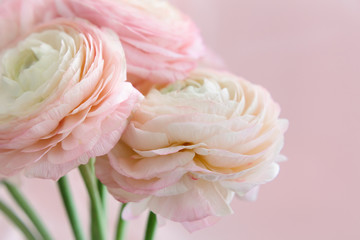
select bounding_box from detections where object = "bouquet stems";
[1,160,133,240]
[115,203,127,240]
[145,212,157,240]
[57,176,86,240]
[98,179,107,210]
[79,161,106,240]
[2,181,52,240]
[88,158,107,240]
[0,199,37,240]
[90,181,107,240]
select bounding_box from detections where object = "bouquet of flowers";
[0,0,288,239]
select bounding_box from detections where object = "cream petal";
[108,149,195,180]
[237,186,260,202]
[122,199,150,220]
[203,123,262,149]
[194,147,265,169]
[95,156,118,187]
[96,157,149,202]
[181,216,220,233]
[133,143,205,158]
[237,133,282,158]
[275,154,288,163]
[220,163,280,195]
[153,177,191,197]
[165,121,230,144]
[148,180,233,222]
[111,173,179,195]
[122,123,169,151]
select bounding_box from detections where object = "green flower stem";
[97,180,107,212]
[88,158,106,211]
[57,176,86,240]
[2,181,52,240]
[87,158,106,212]
[79,162,106,240]
[0,199,37,240]
[144,212,157,240]
[90,203,100,240]
[88,158,104,240]
[90,181,106,240]
[115,203,127,240]
[97,180,107,236]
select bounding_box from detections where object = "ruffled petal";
[148,180,234,222]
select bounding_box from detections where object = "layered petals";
[96,68,288,230]
[1,0,204,94]
[0,19,142,180]
[55,0,204,88]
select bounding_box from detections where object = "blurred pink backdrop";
[1,0,360,239]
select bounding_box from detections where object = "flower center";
[4,42,59,92]
[0,29,79,121]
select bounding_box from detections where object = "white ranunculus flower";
[96,68,288,231]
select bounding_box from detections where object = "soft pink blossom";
[1,0,204,93]
[96,68,288,231]
[0,0,59,50]
[55,0,204,86]
[0,18,142,180]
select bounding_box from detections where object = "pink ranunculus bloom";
[0,0,59,50]
[55,0,205,88]
[95,68,289,231]
[0,18,143,180]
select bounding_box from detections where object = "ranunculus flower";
[0,18,142,180]
[96,68,288,231]
[55,0,204,87]
[1,0,204,93]
[0,0,58,50]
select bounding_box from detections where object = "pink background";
[1,0,360,239]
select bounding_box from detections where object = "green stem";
[2,181,52,240]
[79,162,106,240]
[115,203,127,240]
[97,180,107,213]
[89,158,103,240]
[57,176,85,240]
[0,199,37,240]
[144,212,157,240]
[97,179,107,234]
[90,181,107,240]
[90,203,100,240]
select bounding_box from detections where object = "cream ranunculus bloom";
[95,68,288,231]
[0,19,142,180]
